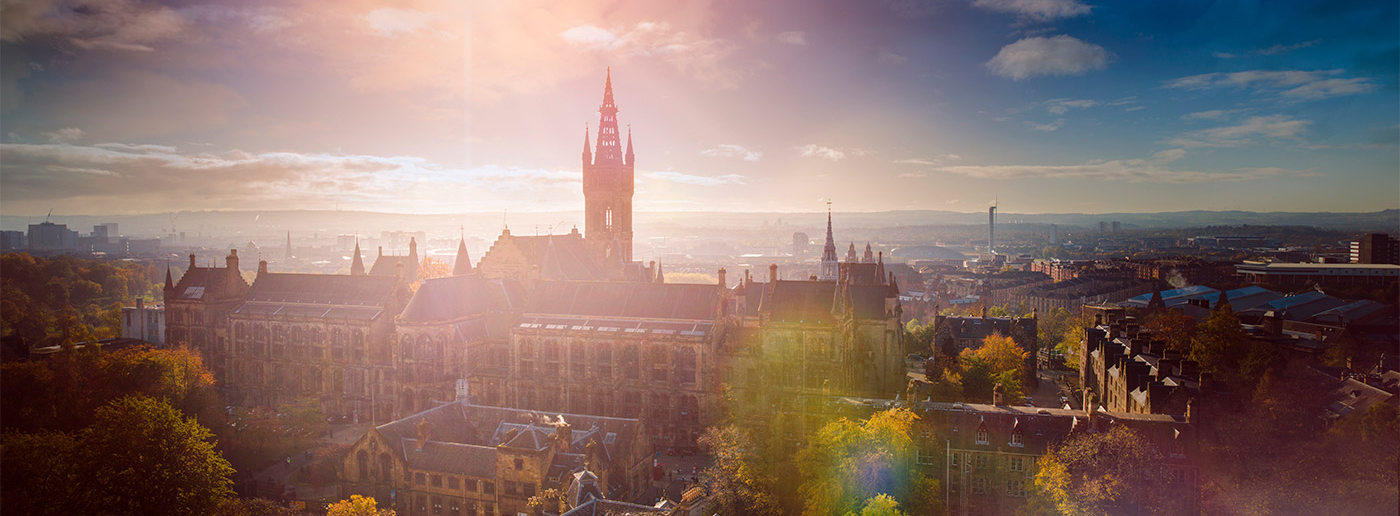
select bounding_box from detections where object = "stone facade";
[341,400,652,516]
[1080,306,1207,415]
[164,251,250,389]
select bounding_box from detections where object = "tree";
[698,426,782,516]
[853,494,906,516]
[527,488,566,514]
[327,495,397,516]
[81,395,235,515]
[956,335,1029,401]
[797,409,940,516]
[1189,305,1251,383]
[1140,309,1195,353]
[1032,425,1188,516]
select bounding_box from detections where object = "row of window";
[412,471,496,495]
[947,452,1030,474]
[413,494,494,516]
[958,476,1028,498]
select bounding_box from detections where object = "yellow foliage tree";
[328,495,396,516]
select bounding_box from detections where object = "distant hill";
[2,209,1395,238]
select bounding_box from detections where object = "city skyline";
[2,0,1397,216]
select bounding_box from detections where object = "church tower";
[820,201,838,280]
[583,68,635,263]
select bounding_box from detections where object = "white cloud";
[986,35,1110,80]
[934,148,1310,183]
[898,172,926,178]
[365,9,435,38]
[797,144,871,161]
[645,171,747,186]
[895,154,961,166]
[1258,40,1320,55]
[1166,115,1310,147]
[972,0,1091,22]
[700,144,762,162]
[42,127,84,143]
[776,31,806,46]
[560,21,745,88]
[1180,109,1243,122]
[1164,69,1375,100]
[1043,98,1097,115]
[1026,119,1066,131]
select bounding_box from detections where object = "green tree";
[956,335,1029,401]
[797,408,940,516]
[81,395,235,515]
[1188,304,1250,382]
[1032,426,1188,516]
[327,495,397,516]
[698,425,782,516]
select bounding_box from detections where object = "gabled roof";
[369,255,417,277]
[399,274,523,324]
[170,266,248,302]
[526,281,718,320]
[487,232,604,281]
[763,280,894,323]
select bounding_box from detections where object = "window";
[433,496,443,514]
[1009,457,1025,473]
[522,483,535,498]
[971,476,987,494]
[450,501,460,516]
[504,481,517,496]
[973,454,989,470]
[484,504,494,516]
[416,472,427,485]
[1010,430,1023,447]
[481,481,495,494]
[513,458,523,470]
[916,449,937,466]
[449,476,460,489]
[950,453,960,469]
[432,474,443,487]
[1007,479,1027,497]
[975,425,989,445]
[465,479,476,492]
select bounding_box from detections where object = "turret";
[453,236,472,276]
[625,125,634,166]
[582,124,592,166]
[408,237,418,263]
[226,249,240,271]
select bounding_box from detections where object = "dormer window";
[1010,429,1023,447]
[975,424,989,445]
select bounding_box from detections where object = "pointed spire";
[164,265,174,291]
[624,124,634,165]
[453,236,472,276]
[351,239,365,276]
[582,123,592,166]
[876,251,885,280]
[654,263,665,284]
[593,68,623,164]
[847,242,857,263]
[821,200,838,280]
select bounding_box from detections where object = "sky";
[1,0,1397,216]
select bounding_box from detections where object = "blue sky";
[1,0,1396,215]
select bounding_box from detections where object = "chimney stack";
[226,249,239,270]
[992,383,1005,406]
[258,260,268,275]
[717,268,727,288]
[189,254,196,269]
[769,263,778,283]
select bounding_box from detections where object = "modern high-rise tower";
[582,68,635,263]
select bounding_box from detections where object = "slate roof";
[370,401,643,477]
[525,281,719,320]
[170,266,247,301]
[232,272,399,320]
[399,274,523,324]
[937,316,1031,341]
[910,402,1193,457]
[1329,378,1395,418]
[760,280,894,324]
[369,255,417,277]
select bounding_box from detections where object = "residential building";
[121,298,165,346]
[1351,233,1399,265]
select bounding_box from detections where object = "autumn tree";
[328,495,397,516]
[1032,425,1188,516]
[1188,305,1254,384]
[797,408,940,516]
[956,335,1029,402]
[1140,309,1196,353]
[698,425,782,516]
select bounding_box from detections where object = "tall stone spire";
[350,239,365,276]
[864,242,874,263]
[164,265,174,292]
[820,201,838,281]
[594,67,623,165]
[453,234,472,276]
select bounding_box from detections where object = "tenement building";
[342,392,652,516]
[909,401,1199,516]
[931,311,1039,387]
[1080,306,1208,415]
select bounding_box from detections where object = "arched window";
[357,450,369,480]
[378,453,391,480]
